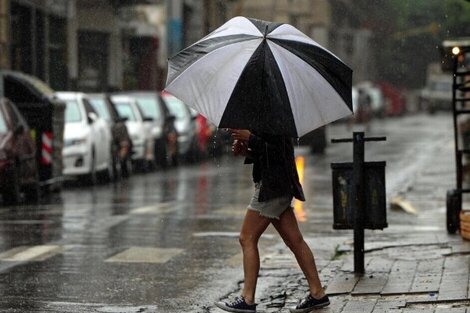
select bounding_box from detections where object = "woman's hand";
[230,129,251,141]
[232,139,248,156]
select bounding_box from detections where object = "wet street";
[0,113,456,313]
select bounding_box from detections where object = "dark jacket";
[244,133,305,202]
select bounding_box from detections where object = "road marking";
[193,232,275,239]
[105,247,184,264]
[129,203,175,215]
[0,245,62,262]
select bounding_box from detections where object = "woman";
[215,129,330,313]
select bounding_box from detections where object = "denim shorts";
[247,182,293,219]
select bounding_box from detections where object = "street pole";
[331,132,386,274]
[352,132,365,274]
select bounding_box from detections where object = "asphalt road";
[0,113,455,313]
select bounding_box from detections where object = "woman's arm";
[230,129,284,156]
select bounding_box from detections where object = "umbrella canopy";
[165,16,353,137]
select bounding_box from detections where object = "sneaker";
[289,294,330,313]
[214,296,257,313]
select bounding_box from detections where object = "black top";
[244,133,305,202]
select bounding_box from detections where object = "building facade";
[5,0,70,90]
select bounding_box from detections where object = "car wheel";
[155,139,168,169]
[103,157,115,182]
[121,155,132,178]
[2,167,20,205]
[446,189,461,234]
[111,152,121,181]
[23,182,40,203]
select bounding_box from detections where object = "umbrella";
[165,16,353,137]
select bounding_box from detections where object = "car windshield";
[135,96,161,120]
[89,98,111,122]
[114,101,136,121]
[65,100,82,123]
[430,81,452,92]
[0,110,7,133]
[164,97,188,120]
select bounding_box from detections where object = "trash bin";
[331,161,387,230]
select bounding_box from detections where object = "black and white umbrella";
[165,16,353,137]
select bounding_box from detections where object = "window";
[78,31,109,92]
[89,98,111,122]
[163,96,189,120]
[65,100,82,123]
[135,96,161,120]
[114,101,136,122]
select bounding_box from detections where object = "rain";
[0,1,470,312]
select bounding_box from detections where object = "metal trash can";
[331,161,387,230]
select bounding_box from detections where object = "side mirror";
[88,112,98,124]
[14,124,25,136]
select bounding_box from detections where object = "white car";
[56,92,113,183]
[161,92,198,161]
[110,95,154,170]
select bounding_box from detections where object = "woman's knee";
[239,233,260,248]
[283,234,304,251]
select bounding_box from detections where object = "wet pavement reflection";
[0,113,455,312]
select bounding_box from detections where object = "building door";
[48,16,67,90]
[78,31,109,92]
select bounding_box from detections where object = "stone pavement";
[210,124,470,313]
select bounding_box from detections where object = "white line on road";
[105,247,184,264]
[0,245,62,262]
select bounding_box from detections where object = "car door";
[5,100,37,185]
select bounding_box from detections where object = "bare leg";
[239,209,271,304]
[272,208,325,298]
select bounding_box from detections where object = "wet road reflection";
[0,114,455,312]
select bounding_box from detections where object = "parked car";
[119,92,178,168]
[356,81,385,118]
[55,92,113,184]
[87,93,133,178]
[0,98,40,204]
[419,74,453,114]
[189,108,213,159]
[109,95,154,171]
[161,92,198,162]
[378,82,407,117]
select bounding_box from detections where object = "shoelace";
[229,297,245,306]
[298,295,314,308]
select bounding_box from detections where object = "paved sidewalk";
[210,125,470,313]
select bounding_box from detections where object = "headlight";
[64,137,87,147]
[131,135,144,145]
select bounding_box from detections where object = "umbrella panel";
[219,40,298,137]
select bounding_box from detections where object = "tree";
[358,0,470,88]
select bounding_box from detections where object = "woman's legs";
[271,208,325,298]
[239,209,271,304]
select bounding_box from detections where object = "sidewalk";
[210,129,470,312]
